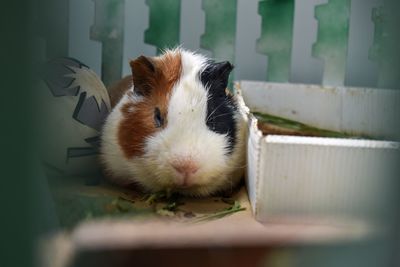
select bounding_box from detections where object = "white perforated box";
[237,81,400,223]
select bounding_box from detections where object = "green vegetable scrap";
[192,201,245,223]
[144,188,173,205]
[114,197,135,212]
[253,112,367,139]
[161,201,182,212]
[104,196,138,214]
[156,199,186,217]
[156,209,175,217]
[143,189,186,217]
[142,191,245,221]
[221,197,235,205]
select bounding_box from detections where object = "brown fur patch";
[118,51,182,158]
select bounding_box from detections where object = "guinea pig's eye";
[154,107,164,128]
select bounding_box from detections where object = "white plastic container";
[237,81,400,223]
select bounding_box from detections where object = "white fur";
[100,49,246,196]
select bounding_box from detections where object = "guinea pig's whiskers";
[209,112,231,119]
[211,121,233,126]
[206,101,226,122]
[225,161,247,172]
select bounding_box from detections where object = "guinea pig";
[100,48,247,197]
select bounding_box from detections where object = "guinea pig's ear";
[214,61,234,84]
[129,55,156,96]
[201,61,234,91]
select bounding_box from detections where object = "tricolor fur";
[100,48,246,196]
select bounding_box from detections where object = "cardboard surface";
[43,182,373,262]
[44,177,374,254]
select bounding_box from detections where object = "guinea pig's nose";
[171,159,199,177]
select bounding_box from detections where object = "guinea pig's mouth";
[173,183,199,190]
[169,183,202,194]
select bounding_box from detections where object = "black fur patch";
[200,61,237,154]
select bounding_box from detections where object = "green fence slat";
[370,4,400,89]
[200,0,237,87]
[312,0,351,86]
[200,0,237,62]
[91,0,125,87]
[144,0,181,54]
[369,7,383,64]
[256,0,294,82]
